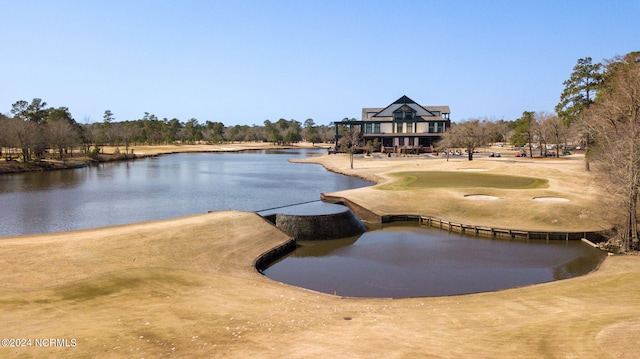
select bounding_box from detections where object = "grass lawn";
[381,171,549,190]
[1,211,639,358]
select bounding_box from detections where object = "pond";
[0,149,370,236]
[263,223,605,298]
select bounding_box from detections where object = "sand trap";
[464,194,499,200]
[533,196,569,203]
[457,168,487,171]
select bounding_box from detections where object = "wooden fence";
[417,216,605,241]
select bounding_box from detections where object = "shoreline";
[0,142,329,174]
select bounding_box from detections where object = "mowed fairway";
[1,150,640,358]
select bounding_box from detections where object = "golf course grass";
[380,171,549,190]
[298,153,613,232]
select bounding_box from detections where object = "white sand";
[533,196,570,203]
[464,194,500,200]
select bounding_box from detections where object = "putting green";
[380,171,548,190]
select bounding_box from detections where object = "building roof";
[374,95,434,117]
[361,96,450,121]
[424,106,450,114]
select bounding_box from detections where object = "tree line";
[438,111,575,160]
[0,105,336,162]
[439,51,640,252]
[579,52,640,252]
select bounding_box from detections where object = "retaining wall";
[274,209,366,240]
[254,239,297,271]
[255,204,367,271]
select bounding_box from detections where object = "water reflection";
[552,253,604,280]
[0,168,86,192]
[263,224,605,298]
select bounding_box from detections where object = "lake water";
[263,223,605,298]
[0,149,370,236]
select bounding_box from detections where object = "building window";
[393,106,416,121]
[406,122,413,133]
[374,123,380,134]
[364,123,372,133]
[428,122,435,133]
[404,111,414,120]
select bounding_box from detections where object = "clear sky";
[1,0,638,126]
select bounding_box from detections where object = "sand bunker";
[533,196,569,203]
[457,168,487,171]
[464,194,499,200]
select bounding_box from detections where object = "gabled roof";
[393,95,414,104]
[374,95,436,117]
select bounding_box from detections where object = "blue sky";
[1,0,638,126]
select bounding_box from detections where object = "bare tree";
[583,52,640,252]
[82,123,103,156]
[14,119,46,162]
[484,119,511,144]
[441,120,487,161]
[47,118,79,160]
[0,113,8,159]
[538,113,567,157]
[110,122,138,153]
[121,122,139,154]
[533,114,547,157]
[337,118,364,169]
[46,107,80,160]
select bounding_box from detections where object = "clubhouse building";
[335,95,451,153]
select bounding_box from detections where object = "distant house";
[335,95,451,153]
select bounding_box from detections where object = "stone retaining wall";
[274,209,366,240]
